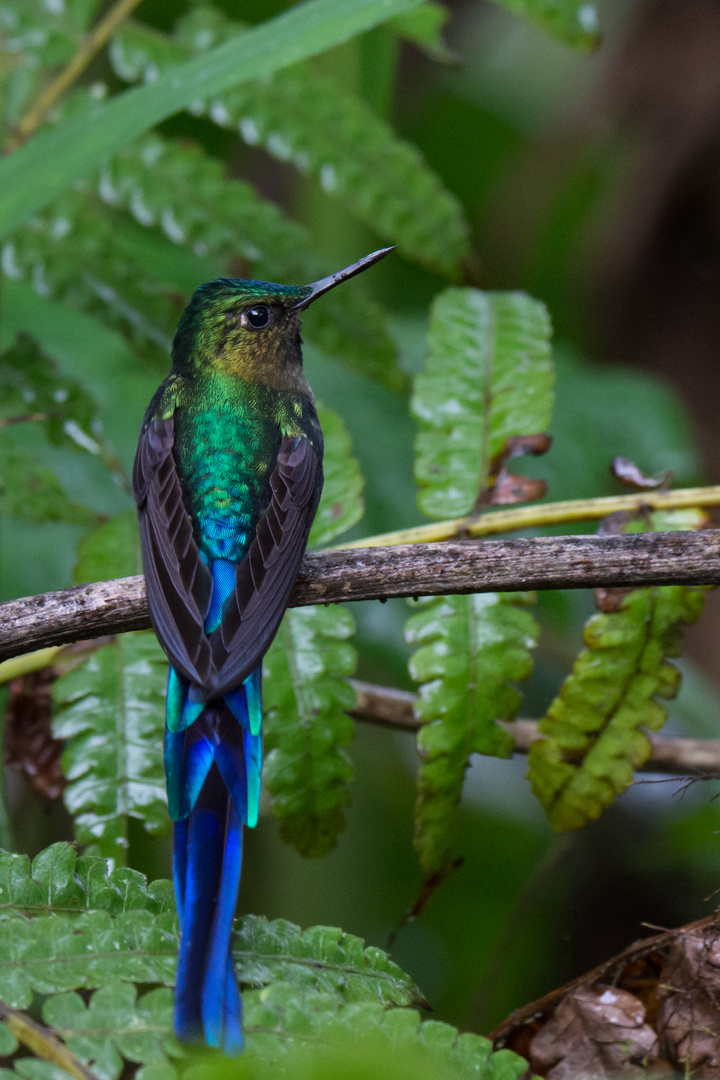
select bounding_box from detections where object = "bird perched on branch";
[132,247,392,1052]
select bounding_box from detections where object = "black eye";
[245,305,270,329]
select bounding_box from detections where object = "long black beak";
[291,247,394,311]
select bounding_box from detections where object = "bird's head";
[171,247,393,392]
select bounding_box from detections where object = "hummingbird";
[132,247,392,1053]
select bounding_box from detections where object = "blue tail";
[165,667,262,1053]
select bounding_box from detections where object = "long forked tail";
[165,667,262,1053]
[172,765,244,1050]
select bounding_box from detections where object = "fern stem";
[0,1000,98,1080]
[14,0,143,141]
[338,485,720,549]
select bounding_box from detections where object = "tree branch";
[2,530,720,661]
[349,681,720,777]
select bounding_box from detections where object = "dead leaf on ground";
[492,915,720,1078]
[530,986,658,1079]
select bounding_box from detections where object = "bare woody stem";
[2,530,720,662]
[14,0,143,141]
[350,681,720,777]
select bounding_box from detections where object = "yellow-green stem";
[0,1002,96,1080]
[0,647,61,684]
[14,0,143,140]
[336,486,720,550]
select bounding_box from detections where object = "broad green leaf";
[406,592,538,874]
[489,0,600,51]
[74,509,142,584]
[0,0,424,240]
[51,632,168,861]
[263,606,356,857]
[389,1,455,64]
[111,12,469,277]
[0,906,422,1011]
[413,288,554,519]
[309,407,364,548]
[528,511,709,831]
[0,436,97,523]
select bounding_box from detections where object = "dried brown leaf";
[658,929,720,1073]
[490,471,547,506]
[612,456,673,491]
[476,433,552,510]
[529,986,658,1079]
[5,671,64,801]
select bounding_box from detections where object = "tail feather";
[167,670,263,1054]
[173,764,244,1051]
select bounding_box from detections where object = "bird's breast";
[173,395,282,563]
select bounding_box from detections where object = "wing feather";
[210,436,322,697]
[133,416,216,690]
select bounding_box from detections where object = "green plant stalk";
[14,0,144,141]
[337,486,720,549]
[0,647,61,685]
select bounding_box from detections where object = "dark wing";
[132,415,216,691]
[210,435,322,697]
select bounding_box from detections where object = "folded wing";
[134,418,322,701]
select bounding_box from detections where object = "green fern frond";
[406,592,538,875]
[98,136,400,386]
[413,287,554,519]
[110,11,471,277]
[0,0,100,126]
[0,843,173,916]
[0,844,530,1078]
[263,605,356,858]
[51,632,168,862]
[309,406,364,548]
[528,510,709,831]
[5,139,401,387]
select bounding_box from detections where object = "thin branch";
[349,681,720,777]
[0,412,51,427]
[2,530,720,662]
[341,485,720,549]
[14,0,143,141]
